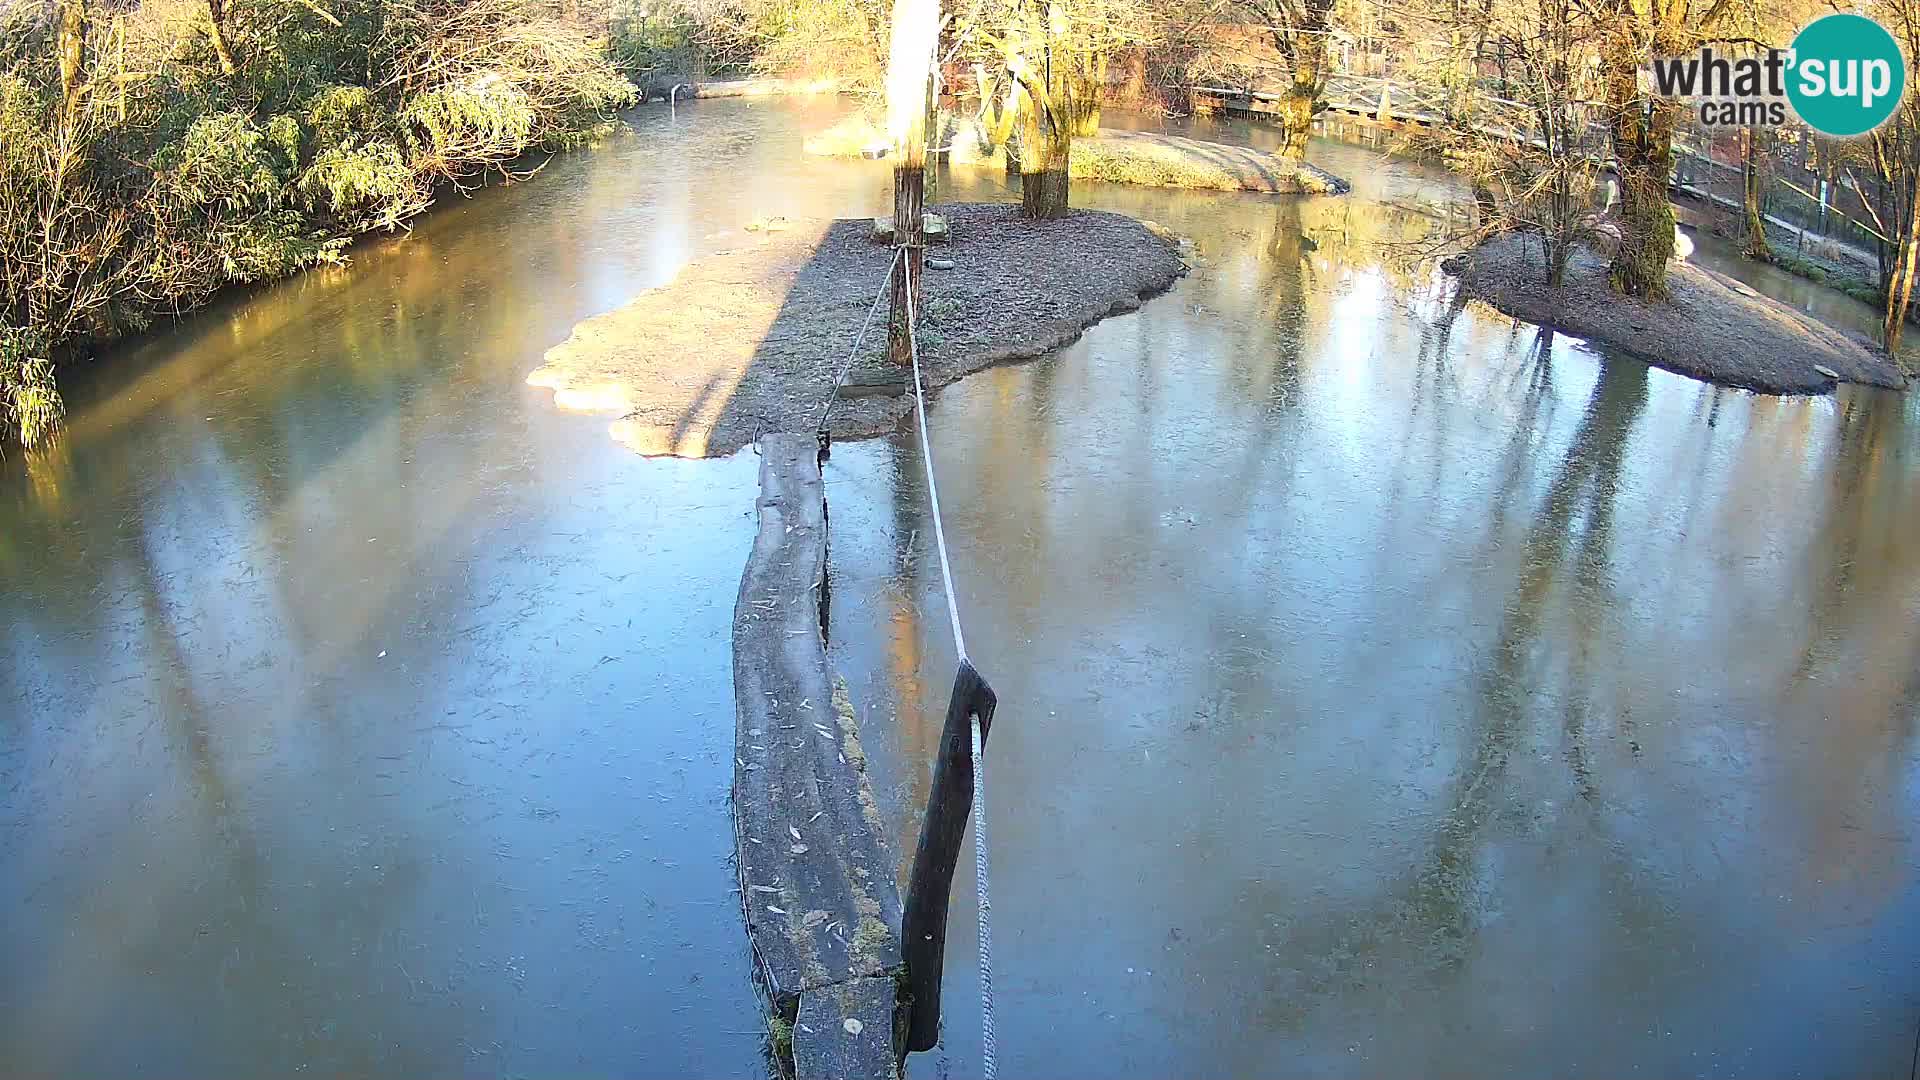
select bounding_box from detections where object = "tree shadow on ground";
[526,202,1187,459]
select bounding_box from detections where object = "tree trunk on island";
[1065,53,1104,137]
[1021,158,1070,217]
[1278,25,1324,161]
[1069,91,1100,137]
[884,0,938,365]
[890,162,925,363]
[1604,37,1676,298]
[1742,127,1770,261]
[1005,0,1090,221]
[1248,0,1332,163]
[977,62,1019,153]
[1883,179,1920,352]
[1019,94,1070,219]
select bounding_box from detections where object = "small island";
[528,203,1188,458]
[1444,234,1908,395]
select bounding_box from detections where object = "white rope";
[970,711,997,1079]
[901,254,969,664]
[817,247,906,435]
[902,248,995,1078]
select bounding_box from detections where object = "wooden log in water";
[794,976,902,1080]
[732,433,904,1080]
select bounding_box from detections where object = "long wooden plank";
[732,433,903,1078]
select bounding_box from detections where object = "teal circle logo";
[1787,14,1906,137]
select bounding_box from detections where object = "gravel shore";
[528,203,1187,457]
[1444,233,1907,394]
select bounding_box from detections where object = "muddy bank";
[1443,233,1907,394]
[805,114,1348,194]
[528,203,1187,458]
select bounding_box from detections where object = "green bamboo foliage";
[0,0,637,448]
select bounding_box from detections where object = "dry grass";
[1071,131,1348,193]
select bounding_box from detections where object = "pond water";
[826,118,1920,1077]
[3,98,1916,1077]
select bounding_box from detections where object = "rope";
[970,711,997,1079]
[901,253,970,664]
[816,247,905,437]
[902,248,995,1078]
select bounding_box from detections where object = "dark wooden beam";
[900,659,997,1052]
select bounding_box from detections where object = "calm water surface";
[2,98,1916,1077]
[829,119,1920,1078]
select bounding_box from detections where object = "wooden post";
[889,152,925,366]
[884,0,939,366]
[901,660,997,1052]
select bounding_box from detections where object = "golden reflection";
[530,221,830,460]
[22,435,73,518]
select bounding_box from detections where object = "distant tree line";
[11,0,1920,445]
[687,0,1920,346]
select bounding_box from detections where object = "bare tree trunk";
[977,61,1018,152]
[889,158,926,362]
[1262,0,1332,162]
[884,0,938,365]
[1884,176,1920,352]
[1066,51,1103,137]
[1547,234,1568,286]
[1742,126,1770,261]
[1870,131,1898,292]
[1279,33,1322,161]
[57,0,87,117]
[1018,89,1070,218]
[206,0,239,76]
[1604,27,1675,298]
[1008,5,1071,221]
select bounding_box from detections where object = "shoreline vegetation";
[0,0,1391,450]
[0,0,656,447]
